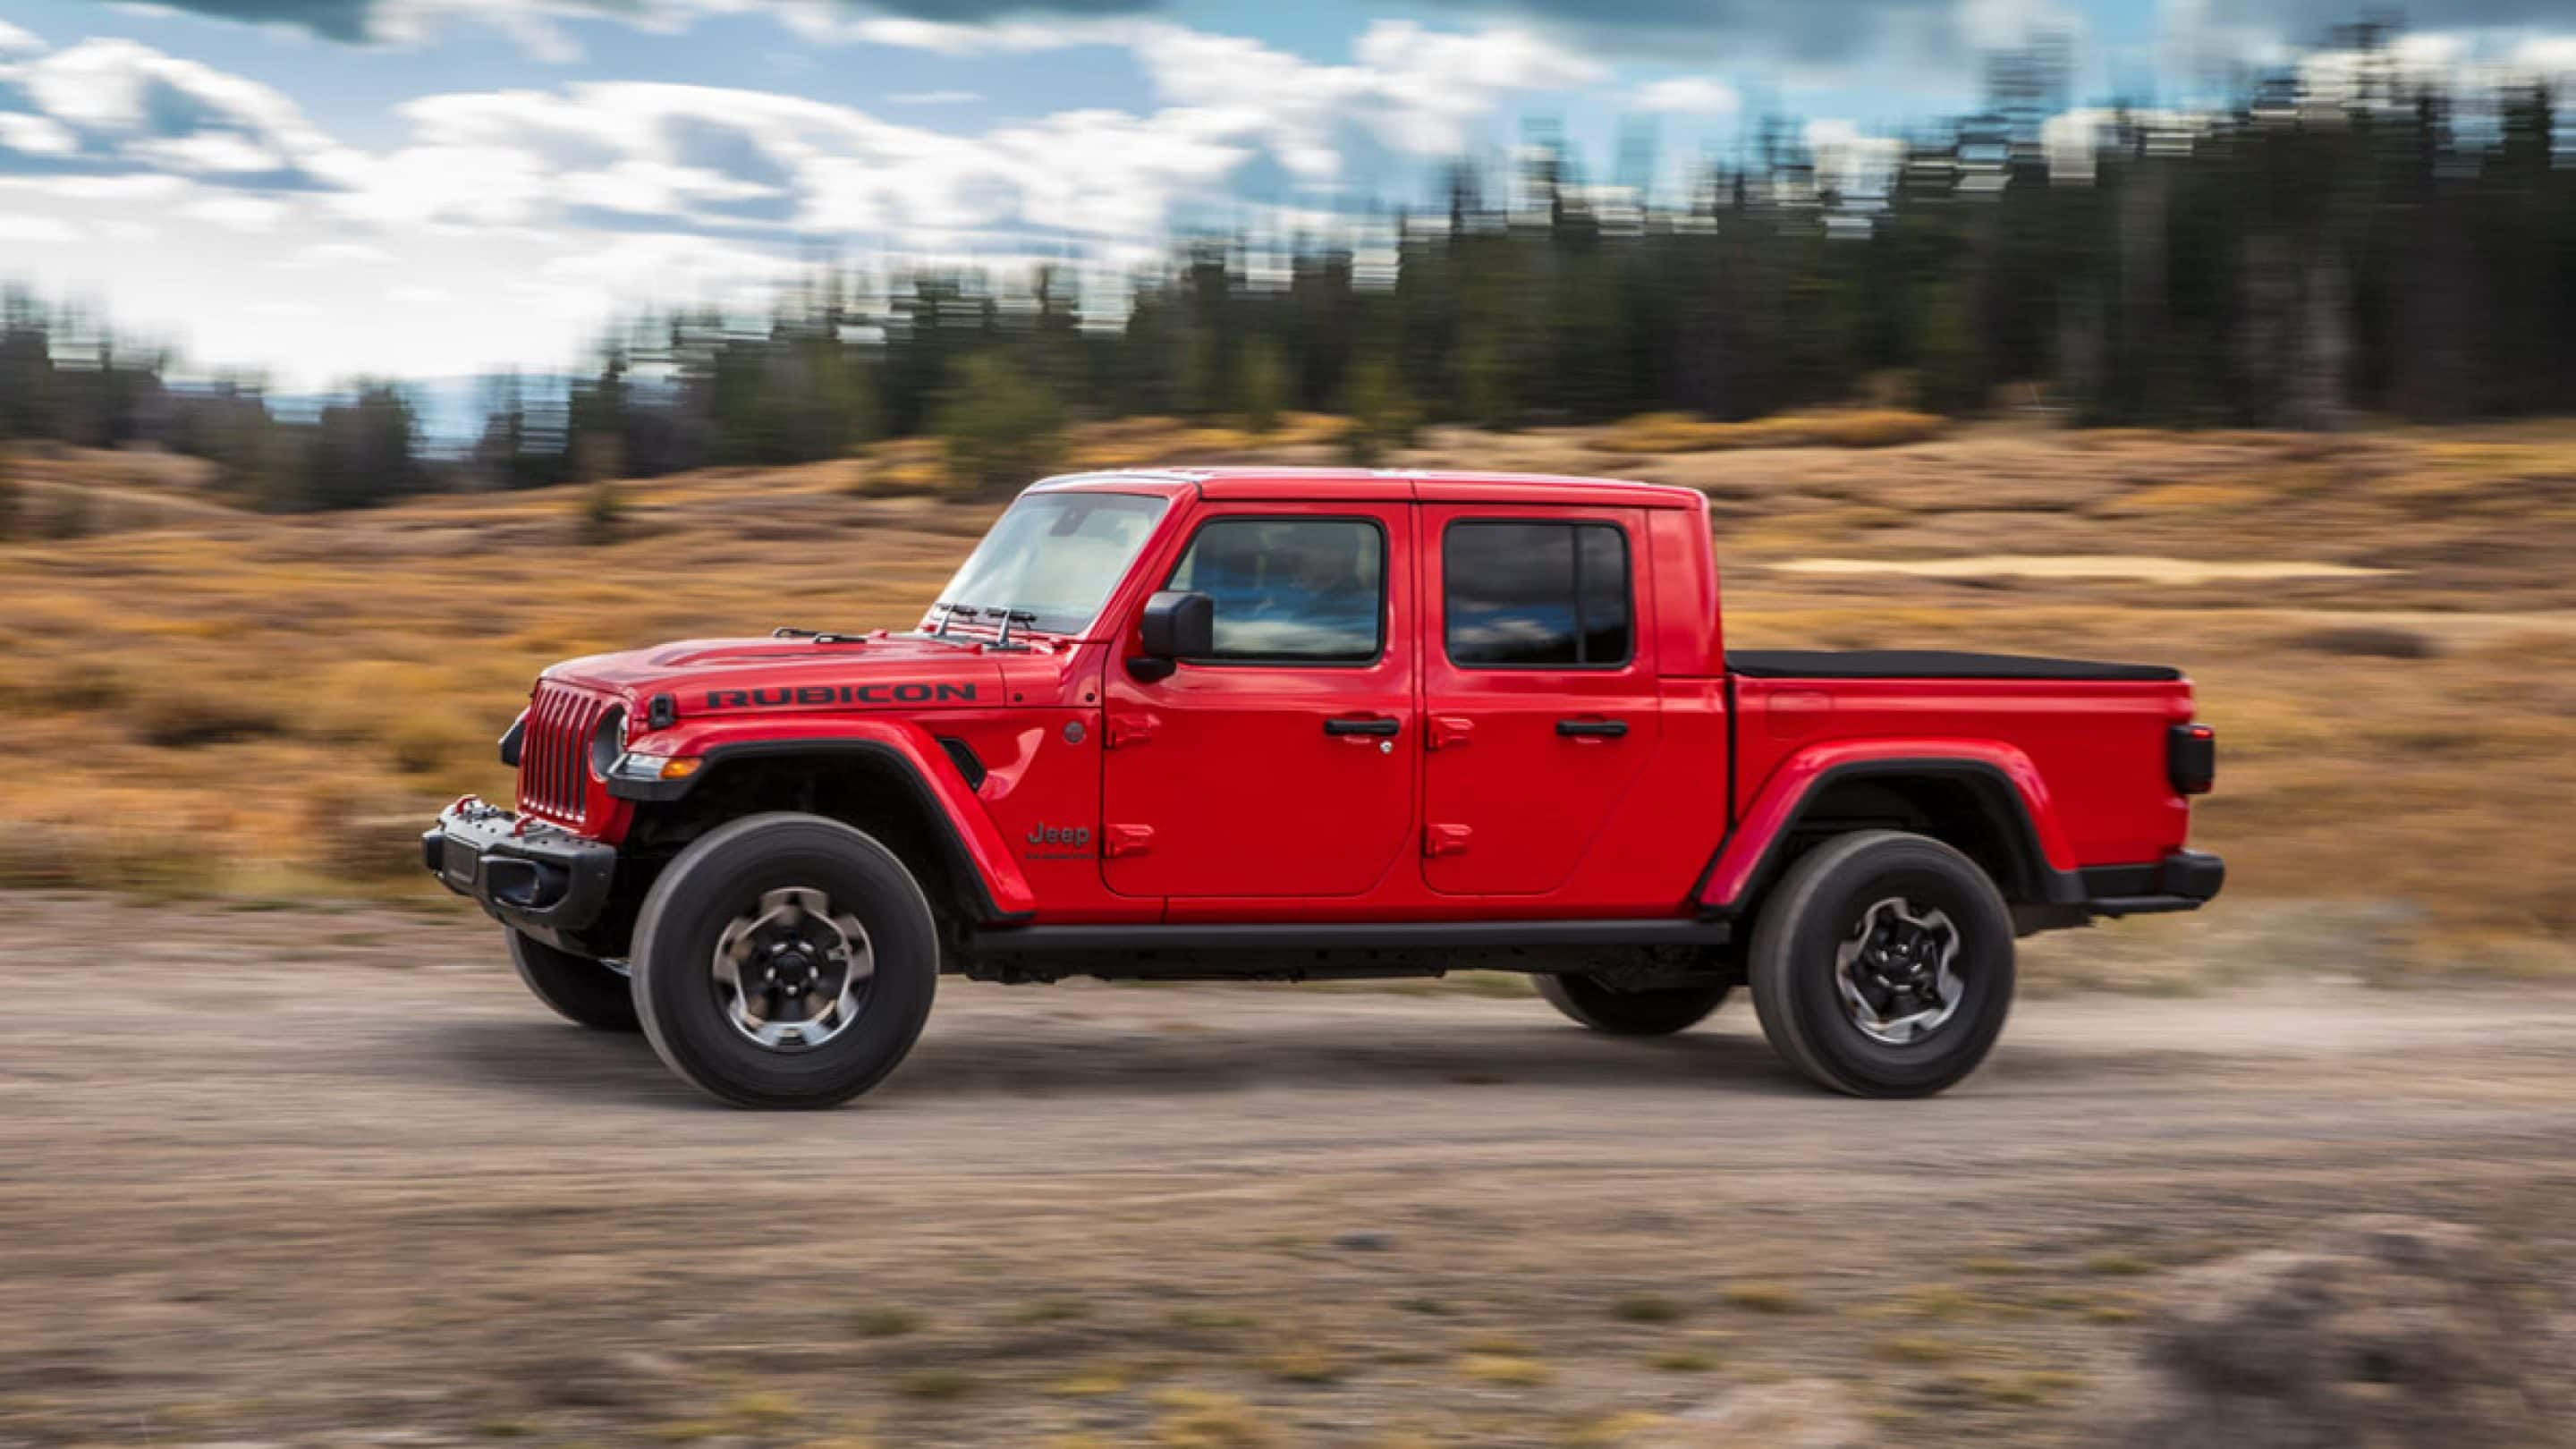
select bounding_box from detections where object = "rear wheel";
[1749,831,2014,1097]
[631,813,938,1109]
[506,929,640,1032]
[1536,972,1732,1036]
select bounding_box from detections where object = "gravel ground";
[5,892,2576,1447]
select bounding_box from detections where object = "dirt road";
[6,894,2575,1447]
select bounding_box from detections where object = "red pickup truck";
[428,468,2221,1108]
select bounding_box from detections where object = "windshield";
[928,491,1171,637]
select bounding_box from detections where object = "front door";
[1420,506,1659,896]
[1101,502,1417,898]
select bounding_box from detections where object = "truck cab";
[430,468,2221,1108]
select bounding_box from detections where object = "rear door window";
[1444,521,1632,667]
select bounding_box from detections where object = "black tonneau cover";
[1725,649,2182,682]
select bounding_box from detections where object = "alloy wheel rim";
[710,886,875,1051]
[1833,896,1963,1046]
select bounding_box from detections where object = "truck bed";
[1726,649,2181,682]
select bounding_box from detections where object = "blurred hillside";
[2,418,2571,982]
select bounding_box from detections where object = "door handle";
[1324,717,1402,737]
[1555,718,1629,739]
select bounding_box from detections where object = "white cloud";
[0,20,45,54]
[1957,0,2081,53]
[15,173,190,202]
[0,20,1619,386]
[16,38,364,186]
[286,241,398,267]
[826,15,1128,55]
[1633,77,1741,114]
[0,112,79,156]
[373,0,587,64]
[183,194,290,231]
[1132,21,1600,178]
[1803,119,1903,198]
[887,90,979,106]
[0,215,82,243]
[2156,0,2290,88]
[2515,36,2576,79]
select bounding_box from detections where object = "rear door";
[1419,506,1659,896]
[1099,500,1418,898]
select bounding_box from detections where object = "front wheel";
[1536,973,1732,1036]
[631,813,939,1109]
[506,929,640,1032]
[1748,831,2014,1097]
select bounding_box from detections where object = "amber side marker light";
[658,757,703,781]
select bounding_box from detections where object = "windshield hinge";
[989,608,1038,650]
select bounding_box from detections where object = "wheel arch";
[621,734,1036,930]
[1700,750,2083,919]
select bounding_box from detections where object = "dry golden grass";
[1599,408,1949,453]
[4,418,2573,979]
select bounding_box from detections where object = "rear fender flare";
[612,718,1036,922]
[1697,740,2080,913]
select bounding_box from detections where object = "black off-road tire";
[1748,830,2015,1097]
[1536,973,1732,1036]
[631,813,939,1109]
[506,928,641,1032]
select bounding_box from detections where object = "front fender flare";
[611,719,1037,922]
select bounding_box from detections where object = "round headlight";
[589,706,627,779]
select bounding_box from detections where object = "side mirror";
[1130,589,1214,682]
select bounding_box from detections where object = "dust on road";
[5,893,2574,1447]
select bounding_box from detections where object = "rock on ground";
[2103,1216,2571,1449]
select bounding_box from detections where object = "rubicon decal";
[704,682,978,709]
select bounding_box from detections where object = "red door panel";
[1100,501,1418,899]
[1420,506,1659,896]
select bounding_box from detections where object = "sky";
[1,0,2571,389]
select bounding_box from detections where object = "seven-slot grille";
[519,682,614,826]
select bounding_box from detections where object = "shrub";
[1236,339,1289,436]
[936,354,1065,492]
[894,1368,972,1401]
[851,1306,922,1337]
[2294,625,2439,659]
[579,479,624,547]
[1613,1293,1686,1323]
[1340,359,1419,465]
[131,689,287,748]
[1719,1282,1807,1313]
[46,487,96,540]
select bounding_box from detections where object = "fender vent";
[936,735,987,792]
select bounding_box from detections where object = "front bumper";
[423,797,619,945]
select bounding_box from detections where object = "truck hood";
[543,635,1013,716]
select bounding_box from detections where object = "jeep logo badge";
[1022,822,1093,861]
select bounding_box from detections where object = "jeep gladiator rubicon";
[428,468,2223,1108]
